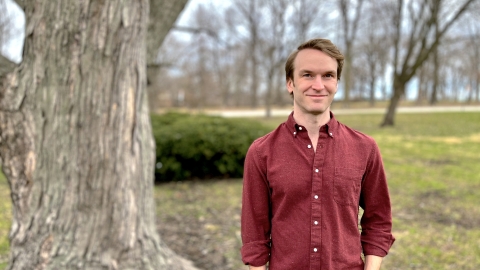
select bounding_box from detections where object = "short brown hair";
[285,38,344,83]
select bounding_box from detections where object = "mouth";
[307,94,328,98]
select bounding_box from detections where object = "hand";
[364,255,383,270]
[249,265,267,270]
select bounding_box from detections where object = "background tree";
[465,16,480,103]
[338,0,365,107]
[357,1,392,107]
[0,0,197,269]
[381,0,477,126]
[146,0,190,90]
[232,0,263,108]
[262,0,289,117]
[140,0,480,122]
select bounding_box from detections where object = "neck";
[292,108,331,133]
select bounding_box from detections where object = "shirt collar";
[287,111,338,138]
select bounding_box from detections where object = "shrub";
[151,112,272,182]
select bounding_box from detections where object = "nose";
[311,76,325,90]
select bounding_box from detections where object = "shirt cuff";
[362,243,388,257]
[241,240,270,266]
[362,232,395,257]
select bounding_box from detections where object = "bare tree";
[381,0,477,126]
[145,0,189,108]
[262,0,290,117]
[339,0,365,107]
[232,0,263,108]
[415,64,429,104]
[429,15,441,105]
[359,1,392,107]
[147,34,190,110]
[0,0,197,269]
[465,17,480,102]
[289,0,326,43]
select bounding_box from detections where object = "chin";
[308,109,328,115]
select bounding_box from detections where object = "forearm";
[364,255,383,270]
[249,265,267,270]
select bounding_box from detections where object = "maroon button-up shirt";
[241,112,395,269]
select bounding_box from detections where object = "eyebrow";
[298,69,337,75]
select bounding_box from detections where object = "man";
[241,38,395,270]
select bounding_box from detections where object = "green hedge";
[151,112,272,182]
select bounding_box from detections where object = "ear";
[286,79,294,94]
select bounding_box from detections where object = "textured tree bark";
[381,76,405,127]
[0,0,196,269]
[147,0,189,66]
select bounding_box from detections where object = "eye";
[302,73,312,77]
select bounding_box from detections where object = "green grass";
[338,113,480,269]
[1,112,480,269]
[0,173,10,269]
[155,179,243,269]
[156,111,480,269]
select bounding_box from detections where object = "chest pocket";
[334,168,364,206]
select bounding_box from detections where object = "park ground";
[1,106,480,269]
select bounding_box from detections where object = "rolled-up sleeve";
[241,141,271,266]
[360,142,395,257]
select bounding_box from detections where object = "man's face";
[286,49,338,116]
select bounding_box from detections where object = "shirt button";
[299,127,303,130]
[307,145,312,149]
[314,195,318,199]
[315,168,319,173]
[313,248,318,252]
[293,132,296,135]
[314,221,318,225]
[329,132,333,137]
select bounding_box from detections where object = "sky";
[0,0,224,63]
[1,0,24,63]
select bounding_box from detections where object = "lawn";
[156,112,480,270]
[1,112,480,269]
[335,112,480,269]
[0,173,10,269]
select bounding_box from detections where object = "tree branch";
[406,0,476,79]
[350,0,365,42]
[147,0,189,66]
[0,54,17,78]
[13,0,26,10]
[392,0,403,75]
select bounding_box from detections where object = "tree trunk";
[147,0,189,65]
[429,36,439,105]
[369,76,376,107]
[476,74,480,102]
[249,42,259,109]
[381,76,405,127]
[0,1,196,269]
[343,48,352,107]
[415,67,425,105]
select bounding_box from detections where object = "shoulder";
[336,121,378,147]
[249,122,286,151]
